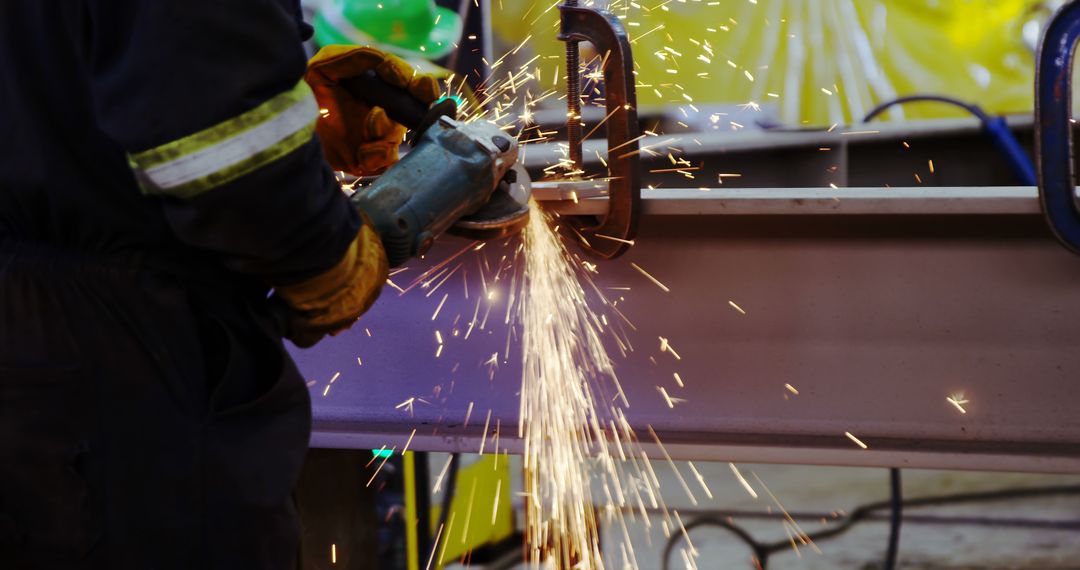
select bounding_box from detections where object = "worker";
[311,0,483,102]
[0,1,460,568]
[313,0,464,66]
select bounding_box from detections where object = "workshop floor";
[441,457,1080,569]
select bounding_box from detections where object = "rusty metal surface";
[296,210,1080,473]
[557,4,642,259]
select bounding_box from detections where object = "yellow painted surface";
[493,0,1047,126]
[403,452,420,570]
[431,454,515,567]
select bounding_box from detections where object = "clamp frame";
[1036,0,1080,254]
[558,4,642,259]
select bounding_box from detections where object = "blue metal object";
[1036,0,1080,254]
[984,116,1037,187]
[350,117,519,266]
[863,95,1036,186]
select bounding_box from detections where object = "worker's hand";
[306,45,441,176]
[273,222,388,348]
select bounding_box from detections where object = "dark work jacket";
[0,1,358,568]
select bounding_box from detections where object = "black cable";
[861,94,992,124]
[661,483,1080,570]
[664,515,771,568]
[884,468,902,570]
[861,93,1037,186]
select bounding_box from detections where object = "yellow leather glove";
[275,222,388,348]
[305,45,442,176]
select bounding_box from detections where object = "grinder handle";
[340,70,458,142]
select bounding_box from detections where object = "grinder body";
[350,116,520,267]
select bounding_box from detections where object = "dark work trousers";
[0,240,312,569]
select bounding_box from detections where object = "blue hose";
[862,94,1036,187]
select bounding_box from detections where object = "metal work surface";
[535,186,1043,216]
[293,201,1080,473]
[521,116,1041,189]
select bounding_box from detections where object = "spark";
[460,479,478,545]
[401,429,417,455]
[630,262,670,292]
[648,425,697,505]
[594,234,636,246]
[395,397,415,414]
[729,463,758,498]
[432,293,449,320]
[365,446,397,487]
[517,204,652,567]
[687,462,713,499]
[845,431,869,449]
[728,300,747,314]
[425,523,444,570]
[674,510,700,559]
[366,446,386,468]
[785,383,799,395]
[673,372,685,387]
[947,393,969,414]
[463,401,475,427]
[331,544,336,564]
[479,409,492,455]
[657,385,676,408]
[659,336,682,360]
[433,454,454,494]
[752,472,822,554]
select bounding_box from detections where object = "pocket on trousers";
[200,305,295,417]
[0,365,102,558]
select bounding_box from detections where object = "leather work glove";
[306,45,442,176]
[274,222,389,348]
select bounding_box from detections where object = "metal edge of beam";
[311,429,1080,475]
[533,186,1043,216]
[520,115,1035,168]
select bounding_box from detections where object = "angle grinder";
[343,71,532,267]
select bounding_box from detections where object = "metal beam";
[534,185,1043,216]
[295,204,1080,473]
[522,115,1040,189]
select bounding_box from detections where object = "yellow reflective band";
[129,81,318,199]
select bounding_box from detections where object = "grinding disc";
[450,164,532,240]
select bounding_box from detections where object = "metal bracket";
[558,4,642,259]
[1036,0,1080,254]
